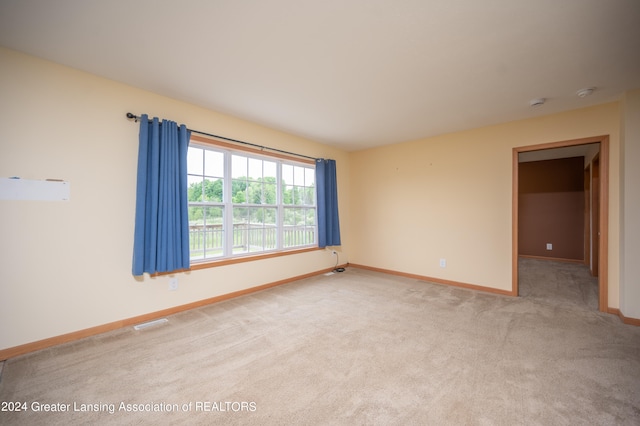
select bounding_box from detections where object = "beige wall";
[349,103,620,298]
[620,89,640,318]
[0,47,351,351]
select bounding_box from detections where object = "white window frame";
[187,137,317,264]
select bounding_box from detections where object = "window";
[187,138,316,263]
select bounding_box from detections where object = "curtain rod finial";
[126,112,138,122]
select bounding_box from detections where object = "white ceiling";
[1,0,639,151]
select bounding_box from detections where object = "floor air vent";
[133,318,168,330]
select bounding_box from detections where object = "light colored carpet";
[1,259,639,425]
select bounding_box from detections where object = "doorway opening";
[512,136,609,312]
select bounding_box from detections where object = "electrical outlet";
[439,259,446,268]
[546,243,553,251]
[168,278,178,291]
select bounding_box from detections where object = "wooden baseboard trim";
[607,308,640,326]
[518,254,585,264]
[349,263,516,296]
[0,264,346,361]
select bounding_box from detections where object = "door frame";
[512,135,609,312]
[591,154,601,277]
[584,163,591,268]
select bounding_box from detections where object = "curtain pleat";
[316,159,341,248]
[133,115,190,275]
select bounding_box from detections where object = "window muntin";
[188,206,224,260]
[187,142,316,262]
[281,164,316,248]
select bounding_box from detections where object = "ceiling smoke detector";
[577,87,595,98]
[529,98,545,107]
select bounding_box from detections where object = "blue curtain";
[132,115,191,275]
[316,159,341,247]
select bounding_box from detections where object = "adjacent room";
[1,1,639,424]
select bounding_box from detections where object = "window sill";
[188,246,322,271]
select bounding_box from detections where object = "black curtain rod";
[126,113,318,161]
